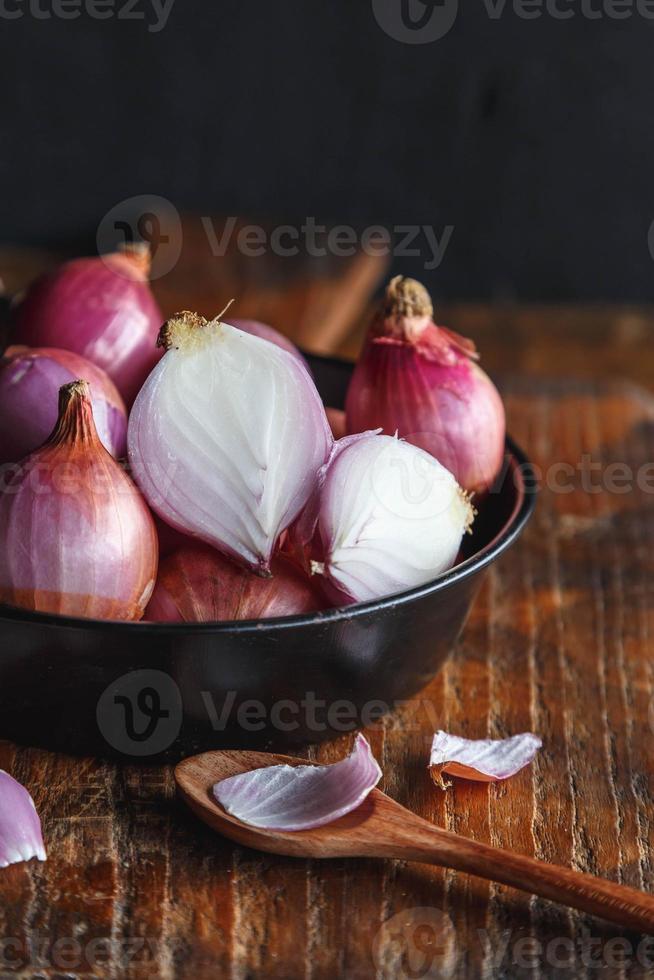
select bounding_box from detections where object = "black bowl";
[0,354,536,761]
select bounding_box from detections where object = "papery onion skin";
[0,771,46,869]
[128,311,333,575]
[345,276,506,496]
[13,245,163,405]
[145,545,325,622]
[311,432,474,605]
[429,731,542,789]
[213,733,382,831]
[228,318,306,365]
[0,346,127,463]
[0,380,158,620]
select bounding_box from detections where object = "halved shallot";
[307,432,474,604]
[213,734,381,830]
[128,311,333,575]
[429,731,542,789]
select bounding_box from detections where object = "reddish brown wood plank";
[1,259,654,975]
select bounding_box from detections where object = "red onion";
[213,733,382,830]
[346,276,506,495]
[0,380,158,620]
[145,545,324,622]
[13,245,163,405]
[306,432,474,604]
[228,318,306,365]
[0,771,46,868]
[0,346,127,463]
[429,731,542,789]
[128,311,332,575]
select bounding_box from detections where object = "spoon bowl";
[176,746,654,934]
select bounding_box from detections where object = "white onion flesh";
[314,433,474,603]
[128,314,333,573]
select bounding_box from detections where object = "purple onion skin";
[346,340,505,496]
[14,251,163,406]
[145,546,325,622]
[0,348,127,464]
[345,277,506,497]
[0,771,46,868]
[228,319,308,366]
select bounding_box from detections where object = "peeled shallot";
[128,311,332,575]
[306,432,474,604]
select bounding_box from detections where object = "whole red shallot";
[346,277,505,496]
[13,244,163,405]
[0,346,127,463]
[146,545,324,622]
[128,311,332,575]
[0,380,158,620]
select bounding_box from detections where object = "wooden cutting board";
[1,374,653,979]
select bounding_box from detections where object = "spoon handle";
[384,822,654,933]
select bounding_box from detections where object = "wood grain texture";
[2,240,654,976]
[175,750,654,932]
[2,375,654,978]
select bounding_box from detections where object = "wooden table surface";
[2,237,654,979]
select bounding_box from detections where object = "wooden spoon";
[175,748,654,934]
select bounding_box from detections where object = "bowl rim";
[0,436,536,634]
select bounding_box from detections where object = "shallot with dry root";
[0,380,157,620]
[346,276,506,496]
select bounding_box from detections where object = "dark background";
[1,0,653,302]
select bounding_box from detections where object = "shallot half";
[308,432,474,604]
[146,545,324,622]
[0,346,127,463]
[13,245,163,405]
[128,311,333,575]
[346,276,506,496]
[0,380,158,620]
